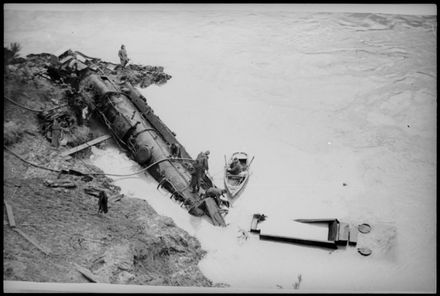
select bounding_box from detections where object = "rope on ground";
[4,145,195,178]
[4,95,69,113]
[4,95,43,113]
[4,145,61,173]
[9,165,31,200]
[85,157,194,177]
[46,104,70,112]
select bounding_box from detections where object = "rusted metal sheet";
[336,222,349,245]
[349,225,358,246]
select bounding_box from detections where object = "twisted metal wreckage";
[47,49,227,227]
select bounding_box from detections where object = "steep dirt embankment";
[3,53,220,287]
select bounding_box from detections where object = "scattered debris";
[250,214,267,233]
[358,223,372,234]
[44,179,77,188]
[38,107,76,146]
[342,182,347,186]
[84,186,122,203]
[112,194,124,202]
[24,130,37,136]
[73,263,102,283]
[84,186,107,197]
[237,228,249,242]
[14,228,51,255]
[256,213,267,222]
[4,201,16,228]
[120,64,172,88]
[59,169,93,182]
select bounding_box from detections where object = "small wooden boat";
[224,152,254,199]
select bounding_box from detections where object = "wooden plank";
[61,135,112,157]
[14,228,50,255]
[4,201,16,228]
[349,225,358,246]
[73,263,102,283]
[336,222,349,245]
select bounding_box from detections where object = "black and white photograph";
[3,3,437,293]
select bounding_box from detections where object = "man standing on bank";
[189,159,202,193]
[98,190,108,214]
[196,150,210,175]
[118,44,129,68]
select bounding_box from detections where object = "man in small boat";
[118,44,129,68]
[227,157,242,175]
[204,187,229,208]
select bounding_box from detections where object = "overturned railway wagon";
[54,50,226,226]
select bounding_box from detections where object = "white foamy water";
[5,4,436,292]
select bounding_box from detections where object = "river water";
[4,4,436,292]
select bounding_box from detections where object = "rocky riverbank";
[3,50,224,287]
